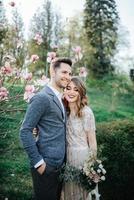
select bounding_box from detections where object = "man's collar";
[47,84,62,97]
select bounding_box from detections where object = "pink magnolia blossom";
[34,33,43,45]
[1,67,5,74]
[51,45,58,50]
[1,62,13,75]
[47,52,56,63]
[17,40,23,49]
[34,75,50,86]
[3,55,16,63]
[30,55,39,63]
[24,85,36,102]
[22,72,32,81]
[71,58,77,65]
[25,85,35,93]
[13,68,21,79]
[73,46,83,61]
[42,75,48,81]
[9,1,15,7]
[79,67,88,78]
[73,46,81,54]
[0,87,9,101]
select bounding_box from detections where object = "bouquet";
[60,152,106,192]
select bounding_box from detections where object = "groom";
[20,58,72,200]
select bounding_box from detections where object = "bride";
[62,77,99,200]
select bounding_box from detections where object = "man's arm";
[20,93,49,167]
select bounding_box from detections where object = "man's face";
[54,63,72,89]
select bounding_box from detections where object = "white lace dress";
[62,106,98,200]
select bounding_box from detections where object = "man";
[20,58,72,200]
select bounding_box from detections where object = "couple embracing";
[20,58,97,200]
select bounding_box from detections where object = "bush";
[97,120,134,200]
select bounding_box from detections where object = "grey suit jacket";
[20,85,66,168]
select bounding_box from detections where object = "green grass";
[0,76,134,199]
[0,85,32,199]
[86,77,134,122]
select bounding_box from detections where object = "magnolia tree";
[0,44,88,106]
[0,59,49,104]
[0,2,88,114]
[0,46,88,149]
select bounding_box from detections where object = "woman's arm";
[87,130,97,157]
[83,106,97,157]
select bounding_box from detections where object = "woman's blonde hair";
[65,76,88,117]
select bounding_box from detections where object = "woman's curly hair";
[64,76,88,117]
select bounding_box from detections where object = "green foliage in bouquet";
[60,163,96,192]
[60,152,106,192]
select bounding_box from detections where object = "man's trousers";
[31,164,62,200]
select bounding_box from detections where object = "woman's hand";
[91,149,97,158]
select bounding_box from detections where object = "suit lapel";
[53,95,63,114]
[44,85,64,117]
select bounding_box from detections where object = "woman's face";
[64,81,80,103]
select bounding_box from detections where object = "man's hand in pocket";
[37,162,46,175]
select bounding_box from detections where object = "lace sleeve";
[82,106,96,134]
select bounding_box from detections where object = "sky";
[115,0,134,54]
[4,0,134,73]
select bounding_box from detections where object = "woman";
[62,77,98,200]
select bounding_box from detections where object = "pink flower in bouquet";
[47,52,56,63]
[34,33,43,45]
[24,85,36,102]
[83,154,106,186]
[0,87,9,101]
[92,173,101,183]
[9,1,15,7]
[79,67,88,78]
[30,55,39,63]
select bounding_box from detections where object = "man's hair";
[51,57,72,70]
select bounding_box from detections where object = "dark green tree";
[84,0,119,78]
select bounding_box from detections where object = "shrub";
[97,120,134,200]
